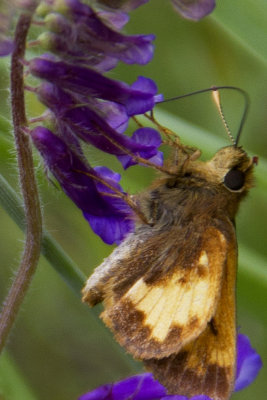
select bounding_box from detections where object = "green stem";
[0,11,42,353]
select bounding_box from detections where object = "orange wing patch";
[144,239,237,400]
[101,227,228,359]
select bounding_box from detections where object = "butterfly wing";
[144,233,237,400]
[83,221,231,360]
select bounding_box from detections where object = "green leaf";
[0,174,140,373]
[0,174,85,294]
[0,352,37,400]
[212,0,267,65]
[239,244,267,286]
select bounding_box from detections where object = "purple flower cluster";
[37,0,154,66]
[0,0,216,56]
[26,0,216,245]
[78,333,262,400]
[27,0,164,244]
[0,0,217,244]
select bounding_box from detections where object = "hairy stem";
[0,11,42,353]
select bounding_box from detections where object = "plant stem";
[0,11,42,353]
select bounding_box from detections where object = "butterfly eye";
[224,168,245,191]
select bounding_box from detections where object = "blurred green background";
[0,0,266,399]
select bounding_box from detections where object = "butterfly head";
[206,145,254,193]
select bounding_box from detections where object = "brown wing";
[144,236,237,400]
[83,223,228,360]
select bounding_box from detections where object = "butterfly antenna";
[212,90,235,145]
[161,85,250,146]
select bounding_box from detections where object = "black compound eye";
[224,169,245,191]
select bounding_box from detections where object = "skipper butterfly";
[82,87,256,400]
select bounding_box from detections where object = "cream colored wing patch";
[126,269,210,342]
[102,227,228,359]
[125,247,222,344]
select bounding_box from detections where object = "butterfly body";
[83,144,254,400]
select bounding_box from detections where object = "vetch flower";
[78,373,166,400]
[31,126,135,244]
[23,0,218,246]
[29,57,161,116]
[78,333,262,400]
[24,0,164,243]
[34,81,163,169]
[36,0,155,67]
[171,0,216,21]
[234,333,263,391]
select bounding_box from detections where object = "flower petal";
[117,127,163,169]
[235,333,263,391]
[78,384,112,400]
[97,10,129,30]
[45,0,155,65]
[36,82,162,168]
[161,397,188,400]
[30,58,159,115]
[113,373,166,400]
[127,76,159,115]
[96,101,129,133]
[171,0,215,21]
[78,373,166,400]
[85,213,134,245]
[162,396,212,400]
[31,126,134,244]
[0,36,14,56]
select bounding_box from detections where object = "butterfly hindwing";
[144,235,237,400]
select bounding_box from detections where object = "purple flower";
[78,373,166,400]
[78,334,262,400]
[83,166,134,244]
[171,0,215,21]
[35,82,162,169]
[29,57,161,116]
[235,333,263,391]
[25,0,164,243]
[31,126,134,244]
[36,0,154,67]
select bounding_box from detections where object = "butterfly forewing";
[83,222,229,360]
